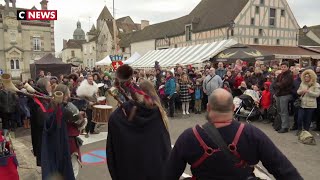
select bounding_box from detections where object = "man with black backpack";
[0,83,18,137]
[166,88,302,180]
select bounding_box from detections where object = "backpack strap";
[191,126,220,168]
[33,97,54,113]
[228,123,246,168]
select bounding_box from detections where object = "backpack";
[298,130,316,145]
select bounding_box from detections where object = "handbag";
[293,98,301,108]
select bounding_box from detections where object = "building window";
[33,37,41,51]
[71,50,75,57]
[10,32,16,42]
[185,25,192,41]
[251,18,255,25]
[231,29,234,37]
[255,6,260,14]
[10,60,15,69]
[277,39,280,45]
[260,0,264,5]
[15,60,20,69]
[10,60,19,69]
[254,38,259,44]
[269,8,276,26]
[259,29,263,36]
[281,9,285,17]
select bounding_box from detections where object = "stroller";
[234,94,262,123]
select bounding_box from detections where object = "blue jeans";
[298,108,315,131]
[276,95,292,129]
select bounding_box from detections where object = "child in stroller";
[234,86,262,123]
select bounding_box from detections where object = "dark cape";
[29,87,49,166]
[107,101,171,180]
[41,104,75,180]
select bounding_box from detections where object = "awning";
[212,43,275,63]
[249,45,320,59]
[131,39,238,68]
[96,55,112,66]
[124,52,141,65]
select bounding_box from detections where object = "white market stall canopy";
[131,39,237,68]
[124,52,141,65]
[96,55,112,66]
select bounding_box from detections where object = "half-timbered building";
[130,0,300,56]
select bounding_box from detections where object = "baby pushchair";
[234,94,262,123]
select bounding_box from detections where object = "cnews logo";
[17,10,57,21]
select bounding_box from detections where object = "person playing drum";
[76,75,100,136]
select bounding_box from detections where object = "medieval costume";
[0,89,18,136]
[29,84,50,166]
[107,66,171,180]
[76,79,99,135]
[107,101,171,180]
[40,103,75,180]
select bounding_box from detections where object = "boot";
[26,119,31,129]
[23,119,28,129]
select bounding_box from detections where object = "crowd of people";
[0,58,318,179]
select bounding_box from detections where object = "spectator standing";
[179,74,192,115]
[194,79,203,114]
[261,82,272,123]
[165,71,177,117]
[297,69,320,134]
[274,62,294,133]
[203,68,223,100]
[216,62,226,79]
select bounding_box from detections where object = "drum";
[92,105,112,124]
[97,96,107,105]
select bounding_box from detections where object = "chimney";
[40,0,48,10]
[63,39,67,49]
[11,0,16,8]
[141,20,149,30]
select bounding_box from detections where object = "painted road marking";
[80,137,192,177]
[82,149,106,165]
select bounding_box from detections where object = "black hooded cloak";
[106,101,171,180]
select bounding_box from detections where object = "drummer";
[76,75,100,136]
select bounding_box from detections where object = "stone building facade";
[0,0,55,79]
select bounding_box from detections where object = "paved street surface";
[15,112,320,180]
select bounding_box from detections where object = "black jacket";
[275,70,294,97]
[0,90,17,113]
[165,121,302,180]
[107,101,171,180]
[29,87,50,166]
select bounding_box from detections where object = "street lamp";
[227,20,235,39]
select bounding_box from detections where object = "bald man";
[166,89,302,180]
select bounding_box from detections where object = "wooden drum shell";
[92,105,113,124]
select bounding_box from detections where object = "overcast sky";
[11,0,320,52]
